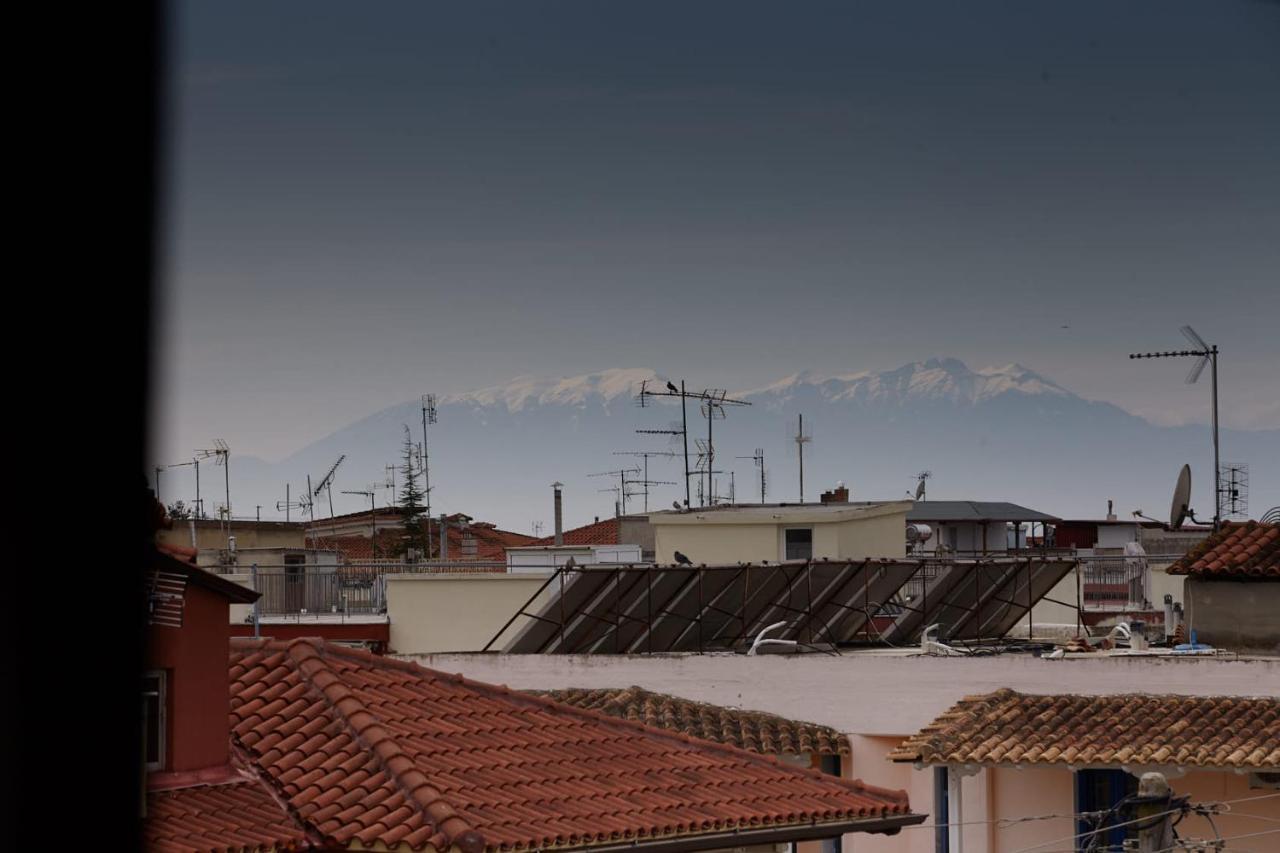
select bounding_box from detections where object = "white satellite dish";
[1170,464,1192,529]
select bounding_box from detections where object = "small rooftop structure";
[906,501,1059,523]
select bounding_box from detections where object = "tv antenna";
[612,450,680,512]
[736,449,766,504]
[159,459,204,518]
[313,454,347,521]
[793,415,813,502]
[276,483,313,523]
[195,440,231,527]
[914,471,933,501]
[341,485,380,547]
[384,464,397,506]
[635,379,750,508]
[1219,463,1248,519]
[1130,326,1221,529]
[420,394,438,555]
[589,467,641,515]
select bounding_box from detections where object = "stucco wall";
[651,509,907,565]
[386,573,555,654]
[1186,579,1280,651]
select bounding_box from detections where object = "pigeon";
[673,550,693,566]
[563,556,577,569]
[666,381,679,394]
[673,501,682,511]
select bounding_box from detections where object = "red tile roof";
[1166,521,1279,578]
[889,689,1280,770]
[314,520,536,563]
[530,517,620,546]
[230,638,917,852]
[145,772,309,852]
[529,686,849,756]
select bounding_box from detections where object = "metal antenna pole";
[1129,327,1222,531]
[1211,346,1220,529]
[193,458,200,518]
[681,381,691,507]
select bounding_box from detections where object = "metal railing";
[231,560,508,618]
[1078,554,1183,611]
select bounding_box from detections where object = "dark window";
[784,528,813,560]
[1075,769,1137,851]
[819,755,842,853]
[142,671,166,770]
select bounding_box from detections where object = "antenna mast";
[736,449,766,504]
[341,486,379,547]
[313,454,347,526]
[421,394,437,556]
[914,470,933,501]
[635,379,750,508]
[794,415,812,502]
[1129,326,1222,530]
[276,483,313,524]
[612,450,680,512]
[195,440,230,527]
[588,467,641,515]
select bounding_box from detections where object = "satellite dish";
[1169,464,1192,529]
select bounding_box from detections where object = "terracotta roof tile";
[889,689,1280,770]
[530,517,621,547]
[145,775,309,852]
[531,686,849,757]
[231,638,916,851]
[1166,521,1279,578]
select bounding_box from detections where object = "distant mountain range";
[153,359,1278,534]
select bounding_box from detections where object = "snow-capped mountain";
[738,358,1071,406]
[150,359,1279,533]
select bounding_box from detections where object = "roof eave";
[563,813,927,853]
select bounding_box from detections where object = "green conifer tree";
[397,425,427,557]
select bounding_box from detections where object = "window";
[819,755,843,853]
[142,671,167,771]
[784,528,813,560]
[1074,769,1137,851]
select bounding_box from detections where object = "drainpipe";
[552,482,564,546]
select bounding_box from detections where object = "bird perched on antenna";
[673,550,692,566]
[666,381,679,393]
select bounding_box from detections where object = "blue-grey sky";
[156,0,1280,464]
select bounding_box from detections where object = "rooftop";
[528,516,621,546]
[529,686,849,757]
[1166,520,1278,578]
[905,501,1060,523]
[228,637,919,851]
[888,688,1280,770]
[145,769,308,853]
[647,500,911,525]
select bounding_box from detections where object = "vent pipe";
[552,482,564,546]
[439,514,449,561]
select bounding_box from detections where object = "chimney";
[552,482,564,546]
[439,513,449,560]
[1106,499,1116,521]
[820,482,849,504]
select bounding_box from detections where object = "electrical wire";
[1006,805,1188,853]
[1147,826,1280,853]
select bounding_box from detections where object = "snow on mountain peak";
[739,358,1070,405]
[442,368,660,411]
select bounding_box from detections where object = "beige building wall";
[386,573,555,654]
[157,520,307,552]
[1185,579,1280,651]
[650,503,910,565]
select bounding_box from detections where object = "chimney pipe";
[439,514,448,561]
[552,482,564,546]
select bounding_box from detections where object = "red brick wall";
[146,584,231,772]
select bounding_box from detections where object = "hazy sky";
[155,0,1280,464]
